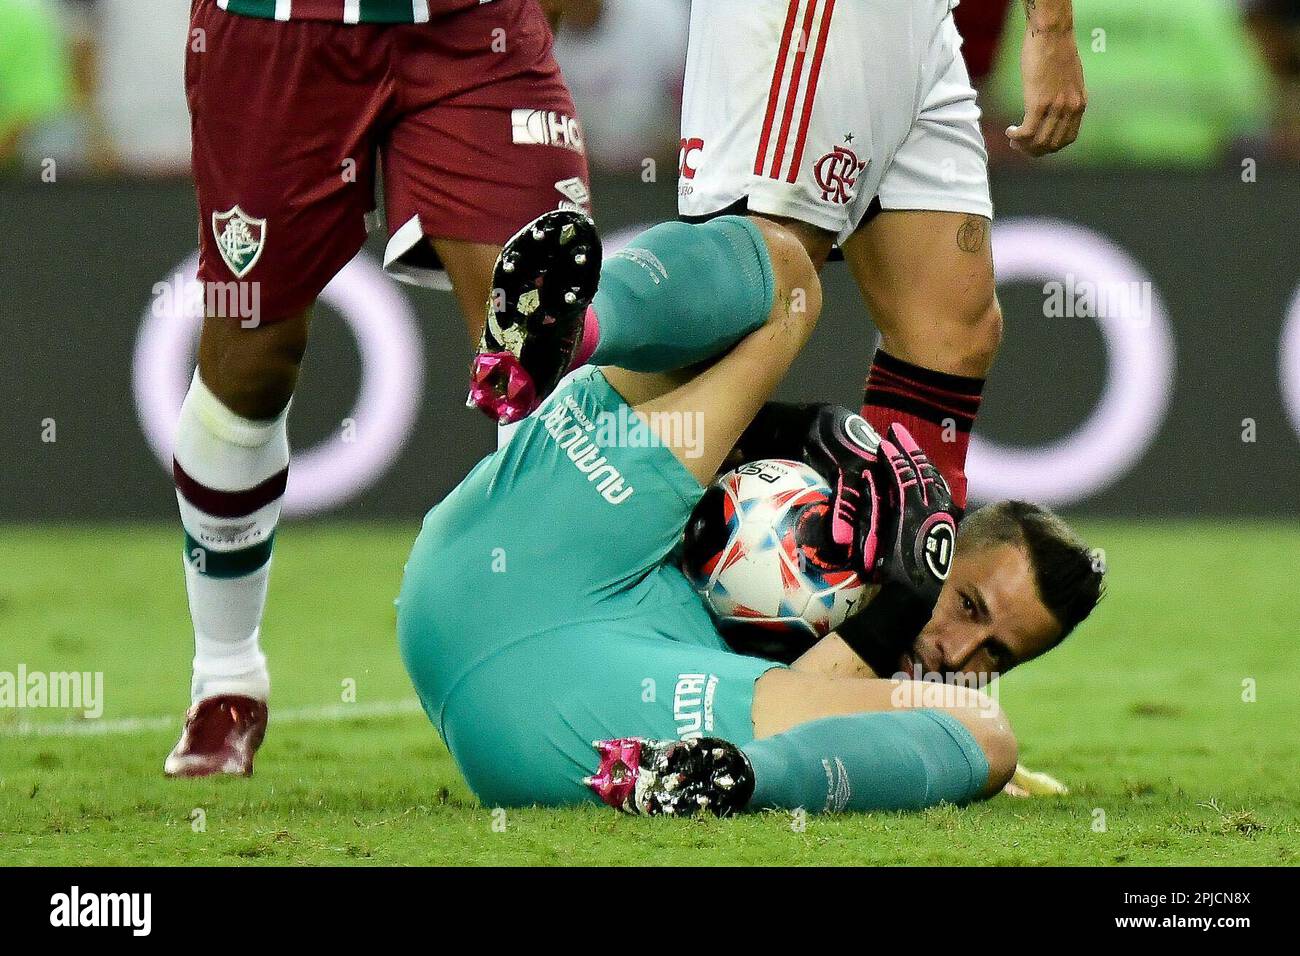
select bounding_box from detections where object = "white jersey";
[679,0,992,242]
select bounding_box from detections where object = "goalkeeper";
[397,212,1103,816]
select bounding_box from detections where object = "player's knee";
[898,680,1016,794]
[202,348,303,421]
[956,293,1003,375]
[751,218,823,336]
[962,693,1017,794]
[198,313,310,420]
[884,289,1003,379]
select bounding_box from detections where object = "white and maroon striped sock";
[173,371,289,703]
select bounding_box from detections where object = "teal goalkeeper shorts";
[396,367,781,807]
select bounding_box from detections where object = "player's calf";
[588,697,1012,817]
[468,212,821,426]
[941,686,1018,797]
[917,291,1002,381]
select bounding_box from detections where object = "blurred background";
[3,0,1299,519]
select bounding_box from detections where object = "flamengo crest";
[813,144,867,205]
[212,205,267,278]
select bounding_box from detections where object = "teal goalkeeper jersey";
[218,0,497,25]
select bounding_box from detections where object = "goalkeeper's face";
[901,543,1061,682]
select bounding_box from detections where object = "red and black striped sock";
[861,350,985,509]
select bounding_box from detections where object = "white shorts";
[678,0,992,243]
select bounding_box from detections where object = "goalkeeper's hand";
[832,424,960,674]
[731,412,961,676]
[730,402,883,575]
[869,423,960,603]
[797,404,883,573]
[1004,763,1070,798]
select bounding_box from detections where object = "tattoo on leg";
[957,216,988,254]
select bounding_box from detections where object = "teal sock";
[584,216,775,372]
[741,710,990,813]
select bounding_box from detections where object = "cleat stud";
[574,253,587,265]
[716,775,734,790]
[564,291,577,304]
[532,228,545,241]
[502,260,515,273]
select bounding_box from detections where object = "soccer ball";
[681,459,867,654]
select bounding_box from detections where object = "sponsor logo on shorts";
[211,205,267,278]
[511,108,584,153]
[540,395,635,505]
[813,143,867,205]
[673,673,718,739]
[554,177,591,212]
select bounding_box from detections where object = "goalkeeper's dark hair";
[956,500,1104,641]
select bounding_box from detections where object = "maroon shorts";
[187,0,590,321]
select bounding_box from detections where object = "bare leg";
[431,237,503,344]
[841,209,1001,378]
[197,308,312,419]
[840,209,1000,505]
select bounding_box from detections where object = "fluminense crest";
[211,205,267,278]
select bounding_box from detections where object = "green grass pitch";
[1,522,1296,866]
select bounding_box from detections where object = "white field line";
[1,699,424,738]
